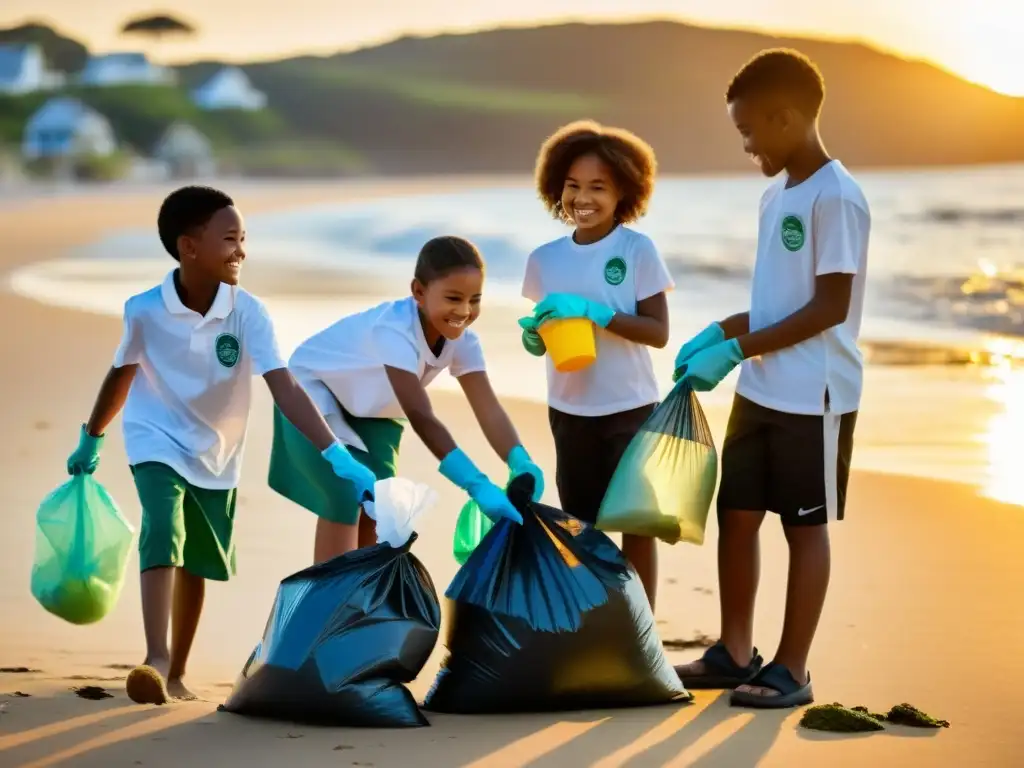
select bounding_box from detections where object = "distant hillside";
[179,21,1024,174]
[0,23,87,73]
[3,20,1024,176]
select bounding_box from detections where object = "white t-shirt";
[114,270,286,489]
[522,225,675,417]
[736,160,871,416]
[288,296,487,450]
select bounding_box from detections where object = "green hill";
[3,20,1024,176]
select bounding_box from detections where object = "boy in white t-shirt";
[673,50,871,708]
[270,235,544,564]
[518,121,674,607]
[66,186,373,703]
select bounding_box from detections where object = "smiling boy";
[673,49,871,708]
[66,186,375,702]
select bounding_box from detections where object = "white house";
[191,67,266,111]
[79,52,174,87]
[22,98,117,160]
[153,122,216,178]
[0,43,63,94]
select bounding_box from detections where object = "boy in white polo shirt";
[673,49,871,708]
[518,121,673,607]
[66,186,375,703]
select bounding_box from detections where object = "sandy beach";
[1,181,1022,767]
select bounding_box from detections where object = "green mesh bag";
[31,475,135,624]
[596,381,718,545]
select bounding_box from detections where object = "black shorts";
[718,394,857,527]
[548,403,656,524]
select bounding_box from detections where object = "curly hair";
[726,48,826,117]
[534,120,657,225]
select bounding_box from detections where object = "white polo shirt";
[114,270,286,489]
[522,225,675,417]
[736,160,871,416]
[288,296,487,451]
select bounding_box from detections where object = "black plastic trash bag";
[423,476,689,714]
[221,479,440,727]
[597,380,717,545]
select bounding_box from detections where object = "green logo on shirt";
[604,257,627,285]
[780,215,805,252]
[215,333,240,368]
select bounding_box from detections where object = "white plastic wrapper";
[361,477,438,548]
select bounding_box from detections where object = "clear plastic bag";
[31,475,135,625]
[597,380,718,545]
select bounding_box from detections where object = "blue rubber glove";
[518,316,546,357]
[534,293,616,329]
[679,338,745,392]
[67,425,104,475]
[439,448,523,524]
[507,445,544,501]
[672,323,725,382]
[322,442,377,502]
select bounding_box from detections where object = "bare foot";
[126,661,170,705]
[166,677,197,701]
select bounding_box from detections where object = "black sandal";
[673,641,763,690]
[729,661,813,709]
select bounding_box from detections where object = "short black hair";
[726,48,826,118]
[413,235,485,284]
[157,185,234,260]
[535,120,657,225]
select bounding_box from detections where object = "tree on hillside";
[120,14,196,42]
[119,14,196,66]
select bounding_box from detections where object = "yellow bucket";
[538,318,597,373]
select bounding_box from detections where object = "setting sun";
[941,1,1024,95]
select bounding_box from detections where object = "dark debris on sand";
[662,632,716,650]
[0,667,42,674]
[801,701,950,732]
[73,686,114,700]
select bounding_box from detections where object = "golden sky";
[3,0,1024,96]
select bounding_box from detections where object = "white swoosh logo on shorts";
[797,505,824,517]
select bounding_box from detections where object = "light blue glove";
[534,293,615,328]
[67,425,104,475]
[322,442,377,502]
[673,323,725,382]
[679,338,745,392]
[507,445,544,501]
[439,448,523,524]
[518,316,546,357]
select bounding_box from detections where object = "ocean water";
[10,165,1024,505]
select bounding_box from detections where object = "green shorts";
[268,404,404,525]
[131,462,237,582]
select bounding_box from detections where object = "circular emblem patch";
[780,215,805,252]
[215,333,240,368]
[604,256,627,286]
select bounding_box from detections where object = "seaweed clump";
[799,701,950,733]
[852,705,889,722]
[800,703,885,732]
[885,703,950,729]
